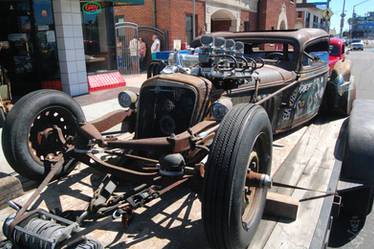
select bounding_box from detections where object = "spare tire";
[202,103,272,249]
[2,89,86,181]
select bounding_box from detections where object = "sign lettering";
[82,2,102,15]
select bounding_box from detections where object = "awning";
[81,0,144,5]
[115,0,144,5]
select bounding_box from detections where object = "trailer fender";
[341,99,374,184]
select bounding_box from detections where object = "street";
[328,48,374,249]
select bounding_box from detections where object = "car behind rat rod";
[1,29,356,249]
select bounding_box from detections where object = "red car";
[329,38,347,71]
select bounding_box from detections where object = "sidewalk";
[74,73,147,106]
[0,73,147,207]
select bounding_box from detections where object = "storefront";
[0,0,143,97]
[0,0,59,96]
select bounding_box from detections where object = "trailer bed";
[0,117,345,249]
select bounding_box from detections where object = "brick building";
[295,0,326,30]
[115,0,205,50]
[258,0,296,30]
[115,0,297,50]
[205,0,258,33]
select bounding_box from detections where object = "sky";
[308,0,374,33]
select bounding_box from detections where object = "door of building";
[115,22,139,75]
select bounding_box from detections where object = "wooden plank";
[263,118,344,249]
[0,175,23,209]
[249,118,344,249]
[271,126,308,176]
[264,192,299,220]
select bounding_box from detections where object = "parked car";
[325,38,356,114]
[329,38,348,71]
[351,39,364,50]
[1,29,356,249]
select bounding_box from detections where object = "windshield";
[352,39,361,43]
[329,44,340,56]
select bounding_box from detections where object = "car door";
[276,39,330,131]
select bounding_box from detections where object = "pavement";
[0,73,147,207]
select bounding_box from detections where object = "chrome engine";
[160,35,263,90]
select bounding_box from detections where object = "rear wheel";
[202,104,272,249]
[2,90,86,181]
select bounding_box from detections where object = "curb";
[0,175,23,209]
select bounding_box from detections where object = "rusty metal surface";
[89,109,132,132]
[106,121,217,153]
[80,123,104,143]
[79,153,159,177]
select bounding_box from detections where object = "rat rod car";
[1,29,356,249]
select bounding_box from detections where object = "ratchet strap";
[272,181,338,202]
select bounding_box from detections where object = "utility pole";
[326,0,330,33]
[193,0,196,40]
[339,0,346,37]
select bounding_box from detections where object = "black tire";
[2,89,86,181]
[0,107,5,127]
[202,103,272,249]
[68,239,103,249]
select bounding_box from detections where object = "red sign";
[82,2,102,15]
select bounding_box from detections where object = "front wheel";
[202,104,272,249]
[2,90,86,181]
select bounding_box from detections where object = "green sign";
[115,0,144,5]
[82,2,102,15]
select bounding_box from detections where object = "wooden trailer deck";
[0,116,345,249]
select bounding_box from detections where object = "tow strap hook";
[112,206,134,228]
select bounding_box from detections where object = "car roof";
[191,28,329,51]
[330,38,344,46]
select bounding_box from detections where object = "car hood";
[329,56,340,71]
[255,65,296,86]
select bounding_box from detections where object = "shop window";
[305,12,310,28]
[115,15,124,24]
[297,11,303,18]
[244,21,250,32]
[186,14,197,45]
[0,0,59,95]
[81,2,116,74]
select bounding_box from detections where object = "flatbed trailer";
[0,116,346,249]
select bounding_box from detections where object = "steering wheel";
[264,52,284,61]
